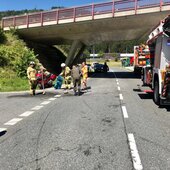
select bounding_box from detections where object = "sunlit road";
[1,67,170,170]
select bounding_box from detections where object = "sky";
[0,0,110,11]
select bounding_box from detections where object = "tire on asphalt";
[154,80,160,105]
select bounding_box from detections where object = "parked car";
[87,64,94,72]
[94,63,104,73]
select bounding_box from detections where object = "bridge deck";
[2,0,170,30]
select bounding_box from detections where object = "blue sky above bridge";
[0,0,110,11]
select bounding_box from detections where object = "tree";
[98,51,104,58]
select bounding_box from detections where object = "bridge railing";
[2,0,170,28]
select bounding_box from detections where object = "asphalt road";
[0,67,170,170]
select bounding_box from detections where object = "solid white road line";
[31,105,43,111]
[122,106,128,118]
[0,128,7,132]
[119,94,123,100]
[118,86,121,91]
[4,118,23,126]
[48,98,56,101]
[41,101,51,105]
[19,111,34,117]
[128,133,143,170]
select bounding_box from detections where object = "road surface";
[0,67,170,170]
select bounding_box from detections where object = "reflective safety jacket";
[81,65,88,79]
[60,66,71,78]
[27,66,37,80]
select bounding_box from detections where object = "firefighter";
[81,62,88,90]
[27,61,37,95]
[60,63,72,91]
[71,65,81,96]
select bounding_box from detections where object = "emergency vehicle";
[142,15,170,105]
[134,44,151,74]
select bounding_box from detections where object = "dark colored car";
[87,64,92,72]
[94,63,104,73]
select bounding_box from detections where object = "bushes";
[0,30,38,78]
[0,30,38,91]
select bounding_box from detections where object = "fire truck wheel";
[154,80,160,105]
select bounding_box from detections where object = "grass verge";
[0,77,29,92]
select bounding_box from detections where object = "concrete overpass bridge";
[2,0,170,74]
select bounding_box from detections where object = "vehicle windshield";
[163,16,170,36]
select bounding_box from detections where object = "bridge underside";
[13,10,170,72]
[18,11,170,46]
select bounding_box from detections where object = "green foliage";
[0,28,6,44]
[55,45,71,56]
[0,30,37,77]
[14,48,38,77]
[115,57,118,62]
[82,49,90,58]
[98,51,104,58]
[51,6,64,10]
[86,39,147,54]
[0,9,43,20]
[0,76,29,92]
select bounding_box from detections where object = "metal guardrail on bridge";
[2,0,170,28]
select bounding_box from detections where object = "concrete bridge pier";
[65,40,86,66]
[72,44,86,65]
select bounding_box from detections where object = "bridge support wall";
[65,40,85,66]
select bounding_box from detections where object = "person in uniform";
[27,61,37,95]
[103,62,109,73]
[60,63,72,91]
[71,65,81,96]
[81,62,88,90]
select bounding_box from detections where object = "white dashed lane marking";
[4,118,23,126]
[128,133,143,170]
[19,111,34,117]
[114,71,143,170]
[48,98,56,101]
[1,95,59,132]
[41,101,51,105]
[119,94,123,100]
[0,128,7,132]
[54,95,61,98]
[121,106,128,118]
[31,105,44,111]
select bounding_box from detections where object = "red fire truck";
[134,44,151,75]
[142,15,170,105]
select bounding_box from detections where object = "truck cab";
[143,15,170,105]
